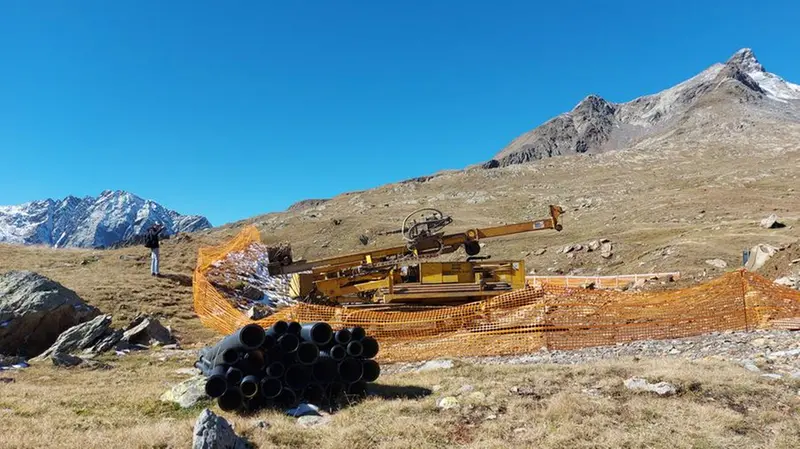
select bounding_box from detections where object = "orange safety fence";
[193,225,800,363]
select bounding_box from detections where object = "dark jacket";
[144,225,164,249]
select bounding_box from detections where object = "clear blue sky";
[1,0,799,226]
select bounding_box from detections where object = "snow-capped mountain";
[485,48,800,167]
[0,190,211,248]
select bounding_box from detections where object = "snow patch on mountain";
[0,190,211,248]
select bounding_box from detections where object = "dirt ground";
[0,351,798,449]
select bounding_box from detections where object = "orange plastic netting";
[193,226,800,363]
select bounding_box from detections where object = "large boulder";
[32,314,112,361]
[0,271,100,357]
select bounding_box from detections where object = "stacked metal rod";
[195,321,381,412]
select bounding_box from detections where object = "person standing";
[144,222,165,276]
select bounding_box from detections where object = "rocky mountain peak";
[726,48,764,73]
[573,95,615,114]
[484,47,800,168]
[0,191,212,248]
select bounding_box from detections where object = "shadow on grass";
[366,383,433,400]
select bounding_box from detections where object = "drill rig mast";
[269,205,564,306]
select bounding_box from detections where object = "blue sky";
[1,0,799,226]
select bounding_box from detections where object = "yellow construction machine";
[268,205,564,307]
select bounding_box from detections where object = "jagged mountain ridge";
[485,48,800,168]
[0,190,211,248]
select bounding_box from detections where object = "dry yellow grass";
[0,353,798,449]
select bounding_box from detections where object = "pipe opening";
[261,334,276,350]
[287,321,302,335]
[218,348,240,365]
[338,358,363,383]
[225,367,243,386]
[334,328,352,345]
[296,342,320,365]
[218,387,243,412]
[239,323,266,349]
[265,361,285,378]
[284,364,310,390]
[346,340,364,358]
[327,345,346,361]
[361,337,380,359]
[240,375,260,398]
[301,322,333,346]
[278,334,300,353]
[349,326,366,341]
[260,377,283,399]
[362,359,381,382]
[268,320,289,336]
[205,375,227,398]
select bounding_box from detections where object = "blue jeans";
[151,248,160,275]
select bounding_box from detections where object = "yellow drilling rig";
[266,205,564,307]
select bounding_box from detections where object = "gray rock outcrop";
[161,375,209,408]
[192,408,248,449]
[32,314,112,360]
[121,314,175,346]
[0,271,100,357]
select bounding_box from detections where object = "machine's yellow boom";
[268,205,563,277]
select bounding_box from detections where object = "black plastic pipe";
[209,323,265,366]
[338,358,363,383]
[300,322,333,346]
[240,375,261,398]
[214,347,240,366]
[266,320,289,337]
[349,326,366,341]
[362,359,380,382]
[280,388,298,408]
[287,321,302,335]
[260,377,283,399]
[243,349,266,372]
[265,361,285,379]
[205,364,228,398]
[226,367,243,386]
[284,364,310,390]
[323,345,347,362]
[312,355,337,383]
[218,387,244,412]
[303,384,325,404]
[326,382,344,399]
[360,337,379,359]
[296,341,320,365]
[346,340,364,358]
[261,333,276,350]
[278,333,300,353]
[333,328,352,345]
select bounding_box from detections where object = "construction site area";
[194,205,800,364]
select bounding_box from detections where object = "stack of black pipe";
[195,321,380,412]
